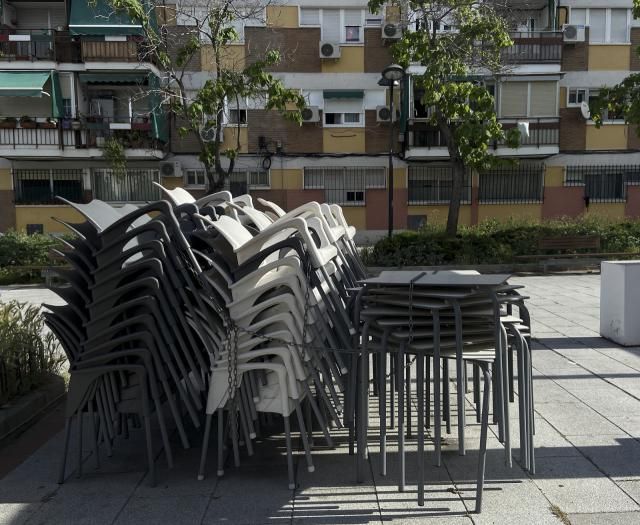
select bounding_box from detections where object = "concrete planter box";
[600,260,640,346]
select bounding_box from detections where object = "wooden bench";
[515,235,640,273]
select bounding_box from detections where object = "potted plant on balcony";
[19,116,36,129]
[38,118,57,129]
[0,117,17,129]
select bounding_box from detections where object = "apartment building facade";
[0,0,639,234]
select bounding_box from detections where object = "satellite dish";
[517,121,530,139]
[580,101,591,119]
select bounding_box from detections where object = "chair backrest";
[153,182,196,206]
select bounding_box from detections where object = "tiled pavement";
[2,274,640,524]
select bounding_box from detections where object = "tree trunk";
[446,158,465,237]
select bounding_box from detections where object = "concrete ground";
[2,274,640,524]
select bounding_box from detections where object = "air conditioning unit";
[301,106,320,123]
[382,21,402,40]
[376,105,400,122]
[1,4,17,27]
[319,41,341,59]
[563,24,585,43]
[159,160,182,178]
[200,127,223,143]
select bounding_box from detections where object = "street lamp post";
[379,64,405,238]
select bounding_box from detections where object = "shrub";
[0,231,60,267]
[362,216,640,267]
[0,301,65,405]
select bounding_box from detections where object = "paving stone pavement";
[2,274,640,524]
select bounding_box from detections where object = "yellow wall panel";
[342,207,366,230]
[0,169,12,191]
[323,128,366,153]
[585,125,628,150]
[266,6,298,28]
[321,46,364,74]
[221,126,248,153]
[587,203,625,220]
[477,204,541,223]
[392,168,406,189]
[588,45,631,71]
[408,205,472,227]
[162,176,184,190]
[559,87,567,110]
[545,166,565,187]
[15,206,84,234]
[271,169,303,190]
[201,44,246,72]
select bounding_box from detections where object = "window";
[305,8,364,43]
[479,164,544,204]
[92,169,160,202]
[570,7,630,43]
[228,109,247,125]
[227,169,270,192]
[365,9,382,26]
[500,81,557,118]
[323,95,364,127]
[408,165,471,204]
[568,88,587,106]
[303,167,386,206]
[186,169,206,187]
[13,169,84,204]
[564,166,640,202]
[62,99,73,118]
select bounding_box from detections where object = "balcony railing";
[0,117,164,151]
[0,29,150,63]
[407,118,559,149]
[502,31,563,64]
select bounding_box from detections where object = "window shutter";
[324,98,363,114]
[529,81,557,117]
[500,82,528,117]
[300,8,320,26]
[322,9,341,42]
[343,9,362,27]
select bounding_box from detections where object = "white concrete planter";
[600,260,640,346]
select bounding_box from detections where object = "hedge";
[0,231,63,285]
[361,217,640,267]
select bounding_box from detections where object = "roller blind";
[324,98,363,113]
[589,8,606,43]
[500,82,528,117]
[343,9,362,27]
[529,82,557,117]
[322,9,341,42]
[300,8,320,26]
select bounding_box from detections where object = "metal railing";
[92,169,161,202]
[497,118,560,148]
[0,117,163,151]
[13,169,85,204]
[564,165,640,203]
[479,164,545,204]
[502,31,563,64]
[303,167,387,206]
[0,28,150,63]
[408,165,471,205]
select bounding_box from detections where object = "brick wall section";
[0,190,15,231]
[559,107,586,151]
[165,26,201,71]
[561,28,589,71]
[364,110,401,154]
[245,27,321,73]
[247,110,323,153]
[632,28,640,71]
[170,114,202,154]
[364,28,393,73]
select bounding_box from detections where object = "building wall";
[14,207,84,234]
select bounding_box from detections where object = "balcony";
[0,117,165,158]
[502,31,563,65]
[405,117,560,159]
[0,29,151,64]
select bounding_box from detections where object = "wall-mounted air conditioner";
[382,21,402,40]
[563,24,585,43]
[376,105,400,122]
[319,41,341,59]
[301,106,320,123]
[159,160,182,178]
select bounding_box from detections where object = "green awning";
[0,71,51,97]
[148,74,168,142]
[323,90,364,99]
[78,73,148,84]
[69,0,143,36]
[51,71,63,119]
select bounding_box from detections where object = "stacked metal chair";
[352,270,534,512]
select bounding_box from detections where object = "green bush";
[0,231,60,267]
[361,216,640,267]
[0,301,65,405]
